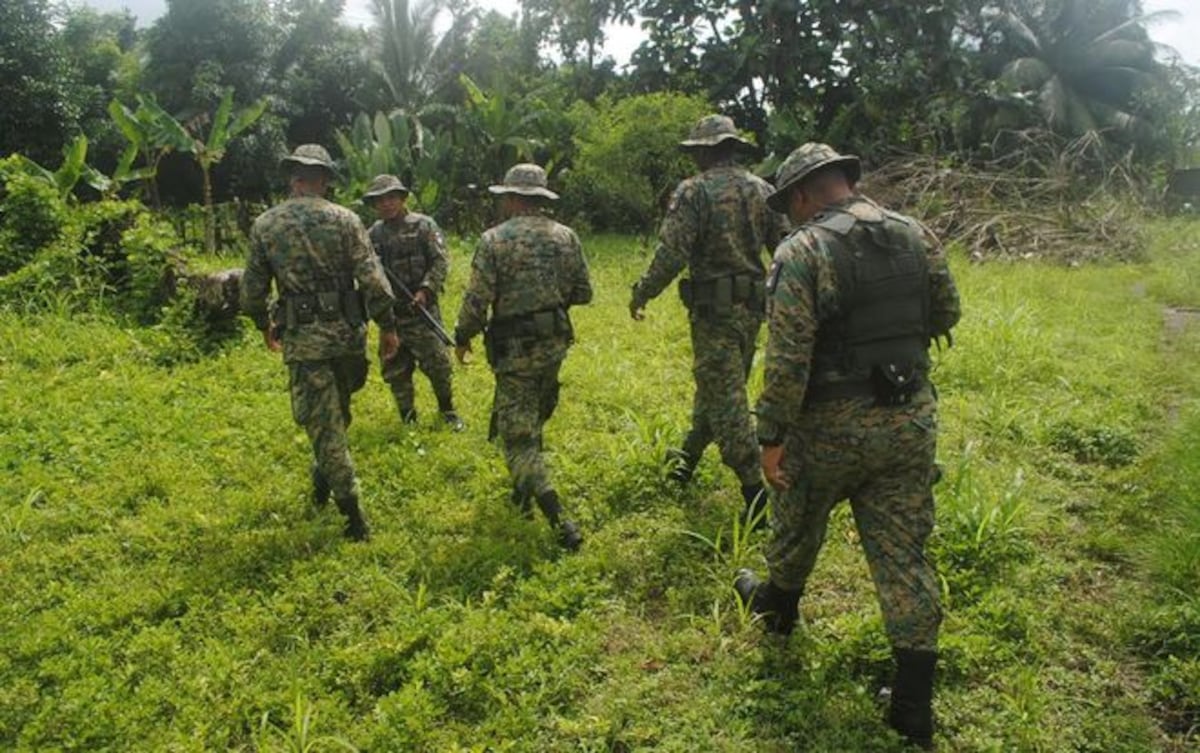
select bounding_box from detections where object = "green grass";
[1,224,1199,750]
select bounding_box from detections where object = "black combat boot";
[399,405,418,424]
[888,648,937,749]
[437,394,466,432]
[335,494,371,542]
[311,463,330,508]
[536,490,583,551]
[664,447,698,484]
[733,568,802,636]
[510,488,535,519]
[740,484,769,532]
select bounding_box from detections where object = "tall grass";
[0,226,1198,750]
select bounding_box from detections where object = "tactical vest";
[807,201,931,404]
[372,220,431,289]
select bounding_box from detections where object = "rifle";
[381,267,454,347]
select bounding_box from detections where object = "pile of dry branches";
[859,131,1149,264]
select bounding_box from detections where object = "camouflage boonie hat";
[488,163,559,200]
[679,114,755,150]
[767,142,861,213]
[362,174,409,200]
[281,143,336,173]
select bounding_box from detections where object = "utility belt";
[679,273,765,318]
[484,307,571,363]
[805,364,926,408]
[282,290,365,329]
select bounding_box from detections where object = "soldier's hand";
[413,288,430,309]
[378,329,400,362]
[454,343,472,365]
[263,327,282,353]
[762,444,789,492]
[629,300,645,321]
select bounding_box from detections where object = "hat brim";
[488,185,559,201]
[281,156,337,173]
[362,187,409,200]
[679,134,757,150]
[766,155,862,213]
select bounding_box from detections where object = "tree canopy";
[0,0,1194,227]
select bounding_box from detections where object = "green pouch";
[713,276,733,309]
[341,291,365,326]
[317,291,342,319]
[533,311,557,337]
[733,274,751,302]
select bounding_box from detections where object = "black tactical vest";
[371,219,429,290]
[809,201,931,396]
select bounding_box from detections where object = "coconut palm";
[368,0,473,137]
[986,0,1178,140]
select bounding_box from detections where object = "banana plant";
[179,89,268,254]
[108,95,193,208]
[334,110,447,216]
[459,74,547,178]
[0,135,119,202]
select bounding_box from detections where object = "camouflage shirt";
[368,212,448,314]
[755,195,961,441]
[241,195,397,363]
[631,161,789,308]
[454,212,593,371]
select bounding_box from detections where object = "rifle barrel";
[382,267,454,347]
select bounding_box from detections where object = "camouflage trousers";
[767,391,942,651]
[492,361,562,499]
[684,308,763,486]
[288,354,368,500]
[382,308,454,413]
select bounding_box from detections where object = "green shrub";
[1047,420,1139,467]
[120,210,186,323]
[0,168,67,275]
[0,198,186,320]
[563,92,712,233]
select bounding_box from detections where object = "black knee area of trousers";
[888,648,937,749]
[535,489,562,525]
[311,463,331,507]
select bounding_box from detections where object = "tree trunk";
[202,163,215,256]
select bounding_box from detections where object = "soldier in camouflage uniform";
[453,164,592,551]
[734,144,961,749]
[629,114,789,528]
[362,174,464,431]
[241,144,400,542]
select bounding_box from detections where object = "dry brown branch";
[859,141,1146,264]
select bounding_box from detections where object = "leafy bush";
[120,210,186,323]
[562,92,712,233]
[0,197,184,319]
[146,281,246,366]
[0,166,68,275]
[1047,420,1139,467]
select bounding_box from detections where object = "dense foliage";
[0,0,1195,233]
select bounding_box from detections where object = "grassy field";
[1,221,1198,751]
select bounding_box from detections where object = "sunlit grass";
[1,223,1198,750]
